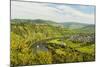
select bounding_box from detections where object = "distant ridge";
[11,19,95,30]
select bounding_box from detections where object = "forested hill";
[11,19,57,24]
[11,19,95,33]
[11,19,95,66]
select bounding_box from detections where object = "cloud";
[11,1,95,24]
[55,5,95,24]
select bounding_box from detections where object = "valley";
[11,19,95,66]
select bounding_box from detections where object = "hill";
[61,22,93,29]
[11,19,95,34]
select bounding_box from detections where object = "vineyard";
[11,19,95,66]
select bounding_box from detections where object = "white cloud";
[55,5,95,24]
[11,1,95,24]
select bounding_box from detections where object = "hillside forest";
[11,19,95,66]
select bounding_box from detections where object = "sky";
[11,1,96,24]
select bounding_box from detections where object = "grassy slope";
[11,19,95,66]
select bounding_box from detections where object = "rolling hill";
[11,19,95,33]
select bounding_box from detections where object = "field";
[10,19,95,66]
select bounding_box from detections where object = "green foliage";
[11,19,95,66]
[34,51,52,64]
